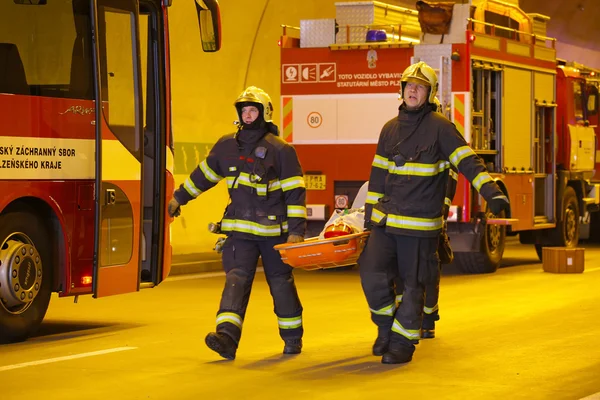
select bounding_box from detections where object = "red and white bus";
[0,0,221,343]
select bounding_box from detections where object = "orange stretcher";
[274,231,370,271]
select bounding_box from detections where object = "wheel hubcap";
[0,234,43,314]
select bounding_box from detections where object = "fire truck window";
[484,11,520,41]
[587,85,599,116]
[99,4,141,160]
[573,82,584,121]
[588,95,597,116]
[0,0,93,99]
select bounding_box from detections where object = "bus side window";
[0,43,29,95]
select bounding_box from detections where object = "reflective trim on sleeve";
[287,205,307,218]
[450,146,476,168]
[391,319,421,340]
[278,316,302,330]
[423,304,439,315]
[366,191,384,205]
[371,208,386,223]
[387,214,443,231]
[200,159,223,183]
[449,146,477,168]
[472,172,493,191]
[370,302,396,316]
[280,176,306,191]
[444,197,452,207]
[183,177,202,198]
[221,218,288,236]
[216,312,243,329]
[388,160,450,177]
[395,294,403,304]
[372,154,389,170]
[449,168,459,181]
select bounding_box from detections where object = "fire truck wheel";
[0,211,52,343]
[454,209,506,274]
[553,187,579,248]
[535,187,580,262]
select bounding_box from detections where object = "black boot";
[381,342,414,364]
[283,338,302,354]
[421,314,438,339]
[372,336,389,356]
[421,326,435,339]
[205,332,237,360]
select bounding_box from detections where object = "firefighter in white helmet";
[168,86,306,360]
[358,61,509,364]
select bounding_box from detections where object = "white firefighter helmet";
[234,86,274,123]
[400,61,438,104]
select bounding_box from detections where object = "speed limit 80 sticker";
[306,112,323,129]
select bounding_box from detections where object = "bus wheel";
[0,212,52,343]
[455,209,506,274]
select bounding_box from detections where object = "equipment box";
[274,232,369,271]
[542,247,584,273]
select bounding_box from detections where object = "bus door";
[92,0,144,298]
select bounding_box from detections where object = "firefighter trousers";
[393,265,440,329]
[358,226,439,351]
[215,235,303,344]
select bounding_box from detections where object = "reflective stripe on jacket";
[174,127,306,239]
[365,105,503,237]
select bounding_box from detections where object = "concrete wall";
[168,0,336,255]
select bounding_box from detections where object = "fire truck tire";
[454,209,506,274]
[535,187,579,262]
[552,187,579,248]
[0,211,52,343]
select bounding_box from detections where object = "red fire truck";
[0,0,221,343]
[280,0,600,274]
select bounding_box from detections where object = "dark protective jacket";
[173,125,306,240]
[364,103,503,238]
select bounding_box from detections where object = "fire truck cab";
[280,0,600,273]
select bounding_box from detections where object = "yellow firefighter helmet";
[400,61,438,104]
[234,86,274,123]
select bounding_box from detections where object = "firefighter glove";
[168,198,181,218]
[287,234,304,243]
[489,195,509,216]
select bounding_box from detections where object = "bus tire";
[455,209,506,274]
[0,211,52,343]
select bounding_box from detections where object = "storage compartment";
[542,247,584,273]
[274,232,369,270]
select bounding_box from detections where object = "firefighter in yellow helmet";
[390,88,457,341]
[359,61,509,364]
[168,86,306,360]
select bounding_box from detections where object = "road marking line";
[0,346,137,372]
[167,267,264,282]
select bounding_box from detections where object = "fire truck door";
[92,0,145,298]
